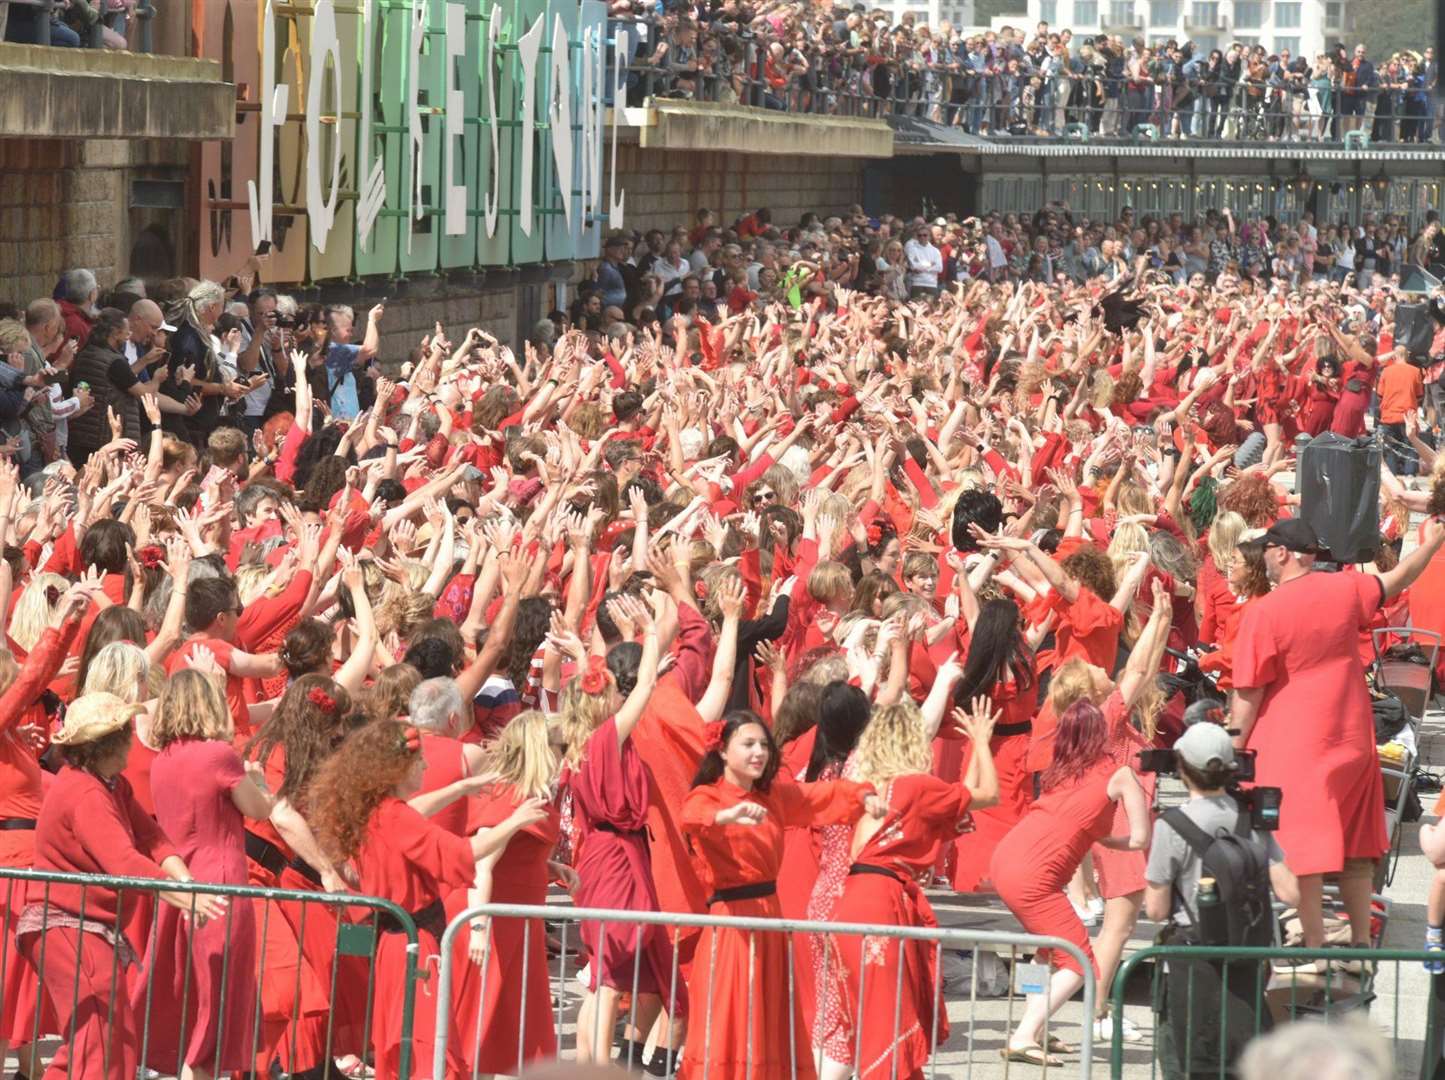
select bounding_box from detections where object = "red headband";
[579,654,608,695]
[307,688,336,714]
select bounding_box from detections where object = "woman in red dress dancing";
[451,708,578,1078]
[555,591,674,1066]
[680,710,883,1080]
[990,699,1150,1068]
[306,719,546,1080]
[819,696,1000,1080]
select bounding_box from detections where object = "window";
[1325,0,1342,27]
[1190,0,1218,22]
[1274,35,1299,55]
[1108,0,1137,24]
[1234,34,1258,45]
[1038,0,1058,21]
[1074,0,1100,23]
[1233,0,1263,27]
[1152,0,1180,24]
[1274,2,1300,27]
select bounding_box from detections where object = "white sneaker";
[1094,1015,1143,1043]
[1087,896,1105,922]
[1069,895,1099,927]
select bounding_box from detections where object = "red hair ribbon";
[702,720,725,754]
[137,545,165,570]
[579,654,608,695]
[401,725,422,753]
[307,688,336,714]
[694,579,709,600]
[865,522,883,546]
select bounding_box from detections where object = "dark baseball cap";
[1261,517,1324,555]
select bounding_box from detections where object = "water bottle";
[1196,876,1229,945]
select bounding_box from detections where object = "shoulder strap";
[1162,806,1217,859]
[1233,811,1254,840]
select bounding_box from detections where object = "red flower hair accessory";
[307,688,336,713]
[703,720,726,753]
[865,522,883,546]
[137,545,165,570]
[401,725,422,753]
[579,654,609,695]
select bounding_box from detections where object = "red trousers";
[19,925,139,1080]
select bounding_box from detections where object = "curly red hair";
[305,719,421,864]
[1217,473,1279,529]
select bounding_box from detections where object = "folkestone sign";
[196,0,627,285]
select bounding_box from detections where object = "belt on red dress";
[286,856,324,889]
[592,821,647,837]
[994,719,1033,737]
[244,830,288,878]
[378,898,446,938]
[707,880,777,906]
[0,818,36,831]
[848,863,904,884]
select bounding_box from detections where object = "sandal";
[1045,1035,1075,1055]
[1000,1044,1064,1067]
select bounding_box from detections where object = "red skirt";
[679,894,814,1080]
[446,882,557,1076]
[951,733,1033,893]
[824,873,947,1080]
[0,875,55,1045]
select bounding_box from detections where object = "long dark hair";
[691,710,780,792]
[955,598,1034,703]
[806,681,870,781]
[1040,699,1110,792]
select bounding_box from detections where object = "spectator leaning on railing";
[613,3,1441,144]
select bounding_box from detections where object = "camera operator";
[1143,722,1298,1080]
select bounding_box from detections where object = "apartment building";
[1010,0,1352,59]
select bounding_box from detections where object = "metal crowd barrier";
[435,901,1100,1079]
[1108,944,1442,1080]
[607,21,1441,146]
[0,867,424,1080]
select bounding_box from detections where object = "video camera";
[1136,745,1282,832]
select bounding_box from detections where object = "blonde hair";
[1047,657,1106,714]
[151,669,233,747]
[852,700,934,785]
[82,641,150,703]
[479,709,559,800]
[808,561,853,604]
[556,681,611,769]
[8,574,69,653]
[1207,510,1247,574]
[235,564,279,607]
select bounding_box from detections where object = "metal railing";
[1108,944,1441,1080]
[608,18,1444,147]
[0,0,156,51]
[435,901,1100,1080]
[0,866,424,1080]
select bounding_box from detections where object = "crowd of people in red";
[0,212,1441,1080]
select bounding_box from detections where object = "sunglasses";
[752,490,776,505]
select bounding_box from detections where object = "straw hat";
[50,693,143,746]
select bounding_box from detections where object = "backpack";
[1162,807,1275,948]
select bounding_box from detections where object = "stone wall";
[613,143,867,235]
[0,139,128,308]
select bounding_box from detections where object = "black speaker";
[1396,302,1434,361]
[1298,433,1381,564]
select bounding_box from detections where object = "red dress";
[1232,571,1389,876]
[679,776,872,1080]
[352,797,477,1080]
[447,784,559,1077]
[1028,586,1124,676]
[823,774,972,1080]
[22,767,179,1080]
[240,743,366,1073]
[0,624,75,1045]
[951,668,1037,892]
[1089,692,1155,900]
[804,760,855,1060]
[989,756,1124,977]
[569,716,684,1010]
[137,738,260,1073]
